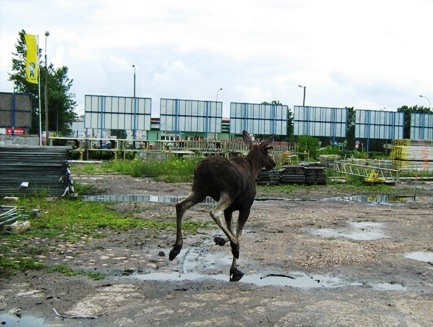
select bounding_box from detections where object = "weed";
[48,264,105,280]
[48,264,78,276]
[86,271,105,280]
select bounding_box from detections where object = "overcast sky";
[1,0,432,117]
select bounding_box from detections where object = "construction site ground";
[1,173,433,327]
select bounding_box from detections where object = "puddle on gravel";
[326,195,433,205]
[372,282,407,291]
[311,221,387,240]
[82,194,215,204]
[0,313,46,327]
[132,271,409,291]
[132,271,363,288]
[405,251,433,263]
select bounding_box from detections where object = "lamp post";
[44,31,50,145]
[419,94,431,111]
[298,84,306,106]
[132,65,136,98]
[216,87,222,101]
[214,88,223,140]
[132,65,136,139]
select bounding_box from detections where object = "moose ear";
[242,130,253,148]
[261,135,274,147]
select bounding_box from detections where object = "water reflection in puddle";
[311,221,387,241]
[132,271,362,288]
[0,314,46,327]
[82,194,215,204]
[372,283,407,291]
[83,194,433,205]
[132,271,409,291]
[326,195,433,205]
[405,251,433,263]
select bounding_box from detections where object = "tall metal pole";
[132,65,136,140]
[132,65,136,98]
[298,84,306,106]
[215,88,222,140]
[37,35,42,145]
[216,87,222,102]
[44,31,50,145]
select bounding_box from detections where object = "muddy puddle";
[0,313,46,327]
[131,268,407,291]
[310,221,388,241]
[326,194,433,204]
[131,270,364,288]
[405,251,433,263]
[83,194,433,205]
[82,194,215,204]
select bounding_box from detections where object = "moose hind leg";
[169,192,203,261]
[214,210,232,246]
[210,193,237,252]
[229,209,250,281]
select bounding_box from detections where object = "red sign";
[6,127,26,135]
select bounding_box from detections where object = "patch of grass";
[0,195,210,276]
[48,264,105,280]
[48,264,78,276]
[15,197,146,240]
[70,162,113,175]
[86,271,105,281]
[104,157,200,182]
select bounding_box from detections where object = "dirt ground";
[1,173,433,327]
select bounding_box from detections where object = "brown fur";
[169,130,276,281]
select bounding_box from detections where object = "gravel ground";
[1,173,433,327]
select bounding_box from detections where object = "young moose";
[169,130,276,281]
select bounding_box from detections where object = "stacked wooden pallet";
[0,146,72,197]
[390,139,433,173]
[279,166,306,184]
[256,168,280,185]
[257,165,327,185]
[304,166,327,185]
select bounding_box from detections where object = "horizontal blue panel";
[293,106,347,137]
[410,113,433,139]
[160,98,222,133]
[229,102,288,135]
[355,110,404,139]
[84,95,151,130]
[293,106,347,124]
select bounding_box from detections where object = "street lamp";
[44,31,50,145]
[216,87,223,101]
[419,94,431,110]
[298,84,306,106]
[132,65,137,139]
[132,65,136,97]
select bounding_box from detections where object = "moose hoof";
[169,245,182,261]
[230,268,244,282]
[214,236,227,246]
[230,242,240,259]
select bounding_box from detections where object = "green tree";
[258,100,293,141]
[296,134,319,160]
[345,107,355,149]
[397,105,430,139]
[8,29,77,136]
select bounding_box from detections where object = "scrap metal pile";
[0,146,73,197]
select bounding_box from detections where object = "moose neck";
[244,148,265,178]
